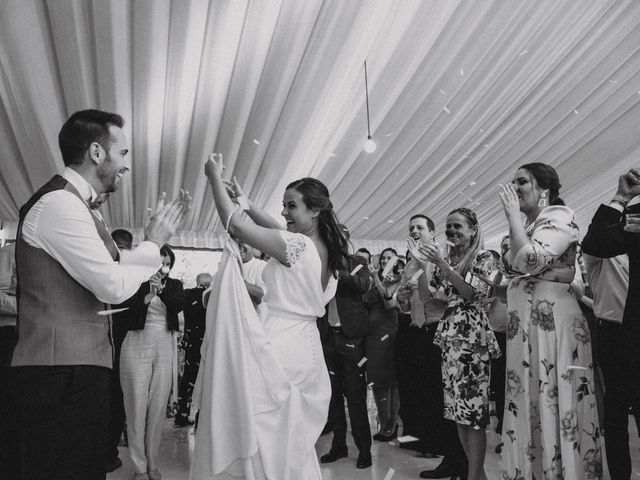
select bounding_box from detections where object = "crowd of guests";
[317,162,640,480]
[0,107,639,480]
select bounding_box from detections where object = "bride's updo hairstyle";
[286,177,349,276]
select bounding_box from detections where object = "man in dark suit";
[582,168,640,480]
[318,225,373,469]
[175,272,212,427]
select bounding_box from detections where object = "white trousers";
[120,326,174,474]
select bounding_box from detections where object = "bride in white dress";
[190,155,350,480]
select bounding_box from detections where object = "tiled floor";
[107,414,640,480]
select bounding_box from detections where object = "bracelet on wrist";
[611,195,631,207]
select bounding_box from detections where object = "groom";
[2,109,188,480]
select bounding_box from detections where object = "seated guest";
[582,169,640,480]
[365,247,402,441]
[106,229,134,473]
[318,225,373,469]
[175,272,212,427]
[120,244,184,480]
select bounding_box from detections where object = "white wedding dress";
[191,231,336,480]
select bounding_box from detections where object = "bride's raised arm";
[225,176,284,231]
[205,155,292,266]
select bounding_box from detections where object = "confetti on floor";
[397,435,420,443]
[383,467,396,480]
[357,357,367,367]
[381,334,389,342]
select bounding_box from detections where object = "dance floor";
[107,414,640,479]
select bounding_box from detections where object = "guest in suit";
[175,272,212,427]
[396,214,468,479]
[105,229,134,473]
[582,168,640,480]
[120,245,184,480]
[318,225,373,469]
[1,109,187,480]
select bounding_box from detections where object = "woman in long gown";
[498,163,602,480]
[191,155,349,480]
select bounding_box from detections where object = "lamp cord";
[364,60,371,137]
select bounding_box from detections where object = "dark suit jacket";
[121,277,184,332]
[318,255,372,340]
[582,203,640,357]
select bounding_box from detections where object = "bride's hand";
[204,153,224,180]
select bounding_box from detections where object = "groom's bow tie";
[88,193,109,210]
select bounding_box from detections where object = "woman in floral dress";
[498,163,602,480]
[422,207,501,480]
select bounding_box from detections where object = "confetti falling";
[397,434,420,443]
[252,139,260,145]
[519,50,528,56]
[368,382,375,387]
[470,181,477,186]
[381,334,389,342]
[364,216,369,220]
[443,105,451,114]
[192,300,198,305]
[357,357,367,367]
[446,240,455,247]
[574,109,579,114]
[329,370,335,375]
[439,89,447,95]
[387,220,394,223]
[346,343,355,348]
[460,68,464,76]
[350,264,363,275]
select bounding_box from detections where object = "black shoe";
[356,450,372,469]
[105,456,122,473]
[495,441,503,454]
[174,417,194,427]
[373,424,398,442]
[320,447,348,463]
[419,462,460,479]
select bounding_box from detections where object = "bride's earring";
[538,190,548,207]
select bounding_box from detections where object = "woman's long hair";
[447,207,484,276]
[377,247,398,281]
[286,177,349,276]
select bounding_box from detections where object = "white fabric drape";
[1,0,640,249]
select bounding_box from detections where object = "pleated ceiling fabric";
[1,0,639,249]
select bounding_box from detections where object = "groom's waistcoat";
[11,175,119,368]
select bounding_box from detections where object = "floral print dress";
[432,250,502,428]
[499,206,602,480]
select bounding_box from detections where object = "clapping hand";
[144,190,191,247]
[498,183,521,222]
[418,242,444,267]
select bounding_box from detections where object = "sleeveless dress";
[499,206,602,480]
[191,231,336,480]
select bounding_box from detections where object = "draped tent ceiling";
[1,0,640,252]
